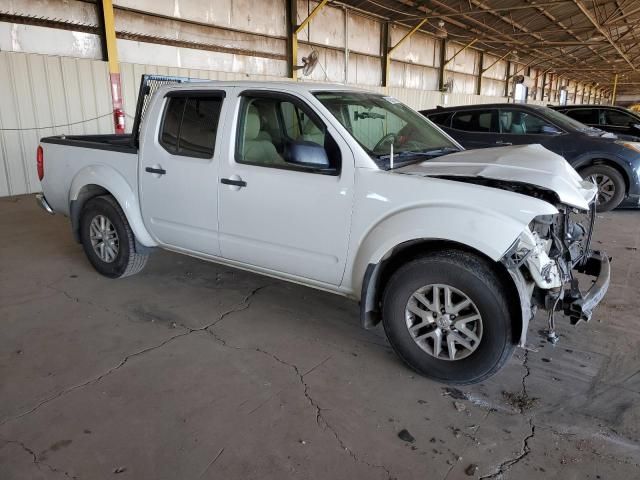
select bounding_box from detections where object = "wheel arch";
[574,156,630,194]
[69,166,156,247]
[360,239,523,345]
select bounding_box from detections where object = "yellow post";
[385,19,428,86]
[443,38,479,68]
[611,73,619,105]
[291,0,329,80]
[101,0,125,133]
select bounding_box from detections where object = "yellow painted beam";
[482,50,511,74]
[384,19,427,86]
[102,0,119,74]
[388,19,427,56]
[291,0,329,80]
[100,0,124,133]
[443,38,478,68]
[295,0,329,35]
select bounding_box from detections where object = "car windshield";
[530,105,594,132]
[313,91,460,169]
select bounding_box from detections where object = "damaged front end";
[501,202,610,346]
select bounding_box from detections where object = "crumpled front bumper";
[564,251,610,325]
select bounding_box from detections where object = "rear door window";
[451,110,498,132]
[427,112,452,127]
[159,94,224,158]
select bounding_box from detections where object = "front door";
[140,89,228,255]
[217,90,354,285]
[496,108,565,154]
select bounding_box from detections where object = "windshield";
[530,105,594,132]
[314,91,460,169]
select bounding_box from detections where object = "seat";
[242,106,284,165]
[511,123,525,134]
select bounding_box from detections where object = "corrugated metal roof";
[339,0,640,95]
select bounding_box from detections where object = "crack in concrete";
[2,439,78,479]
[0,285,269,428]
[205,326,393,479]
[480,351,537,479]
[198,447,224,478]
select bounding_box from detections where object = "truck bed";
[41,134,137,154]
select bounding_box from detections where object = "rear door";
[445,109,500,149]
[139,89,229,255]
[217,89,354,285]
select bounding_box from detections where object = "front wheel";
[382,251,515,385]
[80,195,148,278]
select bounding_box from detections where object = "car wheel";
[382,250,514,385]
[580,165,625,212]
[80,195,149,278]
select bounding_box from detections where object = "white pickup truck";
[36,78,610,384]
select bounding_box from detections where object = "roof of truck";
[164,80,375,93]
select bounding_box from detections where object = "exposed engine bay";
[433,174,610,346]
[503,199,609,345]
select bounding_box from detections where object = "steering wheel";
[373,133,397,153]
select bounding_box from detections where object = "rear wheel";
[80,195,148,278]
[381,250,515,385]
[580,164,625,212]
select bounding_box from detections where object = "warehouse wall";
[0,50,507,197]
[0,0,608,196]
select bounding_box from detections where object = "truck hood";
[395,144,597,210]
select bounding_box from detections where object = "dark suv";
[421,103,640,211]
[551,105,640,140]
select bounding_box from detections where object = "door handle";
[495,140,512,146]
[145,167,167,175]
[221,178,247,187]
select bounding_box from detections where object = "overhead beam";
[603,4,640,25]
[572,0,637,71]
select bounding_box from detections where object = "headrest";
[245,105,261,140]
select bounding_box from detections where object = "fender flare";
[68,165,157,247]
[352,202,557,331]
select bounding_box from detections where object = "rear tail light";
[37,145,44,181]
[114,108,126,134]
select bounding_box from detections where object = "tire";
[79,195,148,278]
[580,164,625,212]
[381,250,515,385]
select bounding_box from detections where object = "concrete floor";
[1,194,639,480]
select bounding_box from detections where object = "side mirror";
[286,141,333,171]
[541,125,562,135]
[631,123,640,130]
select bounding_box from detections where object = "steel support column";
[100,0,124,134]
[381,22,390,87]
[476,51,483,95]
